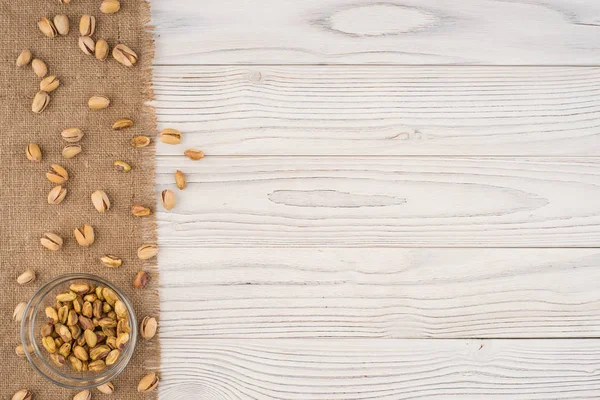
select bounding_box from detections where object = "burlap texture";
[0,0,159,397]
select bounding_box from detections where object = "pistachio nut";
[67,309,78,326]
[137,372,159,393]
[45,306,58,324]
[175,170,187,190]
[115,332,129,350]
[104,303,113,314]
[56,291,77,302]
[100,0,120,13]
[26,143,42,162]
[46,164,69,184]
[88,95,110,110]
[12,389,33,400]
[40,75,60,92]
[73,345,88,361]
[84,329,97,348]
[106,336,117,349]
[15,344,25,357]
[58,342,72,358]
[95,39,109,61]
[117,317,130,335]
[78,36,95,55]
[48,185,67,204]
[57,323,72,342]
[112,43,138,67]
[100,255,122,268]
[73,390,91,400]
[141,316,158,340]
[32,91,50,113]
[62,144,82,159]
[40,232,63,251]
[131,135,150,148]
[131,204,151,216]
[83,293,97,303]
[88,360,106,371]
[17,269,36,285]
[161,189,176,210]
[53,14,69,35]
[114,300,127,319]
[102,287,119,306]
[112,117,133,130]
[42,336,56,353]
[113,160,131,172]
[159,128,181,144]
[97,382,115,394]
[105,349,120,365]
[40,322,53,337]
[73,297,83,314]
[59,0,71,3]
[93,300,103,319]
[69,355,83,371]
[137,244,158,260]
[91,190,110,212]
[54,338,64,349]
[16,49,32,67]
[13,302,26,322]
[90,344,111,361]
[32,58,47,78]
[76,335,86,347]
[79,15,95,36]
[49,353,66,367]
[74,224,95,247]
[61,127,84,142]
[38,17,58,37]
[57,305,68,323]
[96,286,105,300]
[184,148,204,160]
[82,301,93,318]
[69,282,91,295]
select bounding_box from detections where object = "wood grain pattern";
[151,0,600,65]
[155,156,600,247]
[159,339,600,399]
[154,66,600,156]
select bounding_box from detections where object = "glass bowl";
[20,273,137,389]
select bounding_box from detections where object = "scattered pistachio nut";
[131,204,151,216]
[26,143,42,162]
[133,271,148,289]
[97,382,115,394]
[137,244,158,260]
[112,43,138,67]
[46,164,69,184]
[175,170,187,190]
[161,189,176,210]
[100,0,121,14]
[78,36,95,55]
[137,372,159,393]
[17,269,36,285]
[74,224,95,247]
[12,389,33,400]
[38,17,58,37]
[141,316,158,340]
[100,255,122,268]
[131,135,150,148]
[13,302,26,322]
[62,144,82,159]
[32,58,47,78]
[114,160,131,172]
[32,91,50,113]
[184,148,204,160]
[54,14,69,35]
[48,185,67,204]
[40,232,63,251]
[112,118,133,130]
[95,39,109,61]
[79,15,96,36]
[16,49,32,67]
[88,95,110,110]
[40,75,60,92]
[73,390,91,400]
[15,344,26,357]
[61,127,84,142]
[91,190,111,212]
[159,128,181,144]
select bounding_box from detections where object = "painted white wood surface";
[151,0,600,65]
[159,339,600,399]
[153,66,600,156]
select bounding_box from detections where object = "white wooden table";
[151,1,600,398]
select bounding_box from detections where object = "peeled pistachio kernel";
[12,389,33,400]
[40,322,53,336]
[17,269,36,285]
[26,143,42,162]
[159,128,181,144]
[82,301,93,318]
[184,148,204,160]
[131,204,151,217]
[141,316,158,340]
[102,287,119,306]
[131,135,150,148]
[62,144,82,159]
[72,297,84,313]
[114,300,127,319]
[95,39,109,61]
[161,189,176,210]
[112,118,133,130]
[57,305,68,323]
[91,190,111,212]
[112,43,138,67]
[45,306,59,324]
[40,75,60,92]
[137,244,158,260]
[49,353,66,367]
[88,95,110,110]
[48,185,67,204]
[79,15,95,36]
[56,291,77,302]
[73,345,88,361]
[46,164,69,184]
[73,390,91,400]
[78,36,95,55]
[32,58,47,78]
[54,14,69,35]
[67,309,78,326]
[61,127,84,142]
[90,344,111,361]
[137,372,159,393]
[88,360,106,371]
[42,336,57,353]
[80,314,94,331]
[69,282,90,295]
[13,302,26,322]
[115,332,130,349]
[175,170,187,190]
[100,0,121,14]
[16,49,32,67]
[105,349,120,365]
[134,271,148,289]
[41,232,63,251]
[74,224,95,247]
[97,382,115,394]
[58,342,71,357]
[114,160,131,172]
[32,91,50,113]
[69,355,83,371]
[38,17,58,37]
[56,323,72,342]
[100,255,122,268]
[84,329,97,347]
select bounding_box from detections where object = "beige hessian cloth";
[0,0,159,397]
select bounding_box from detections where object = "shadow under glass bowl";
[20,273,137,389]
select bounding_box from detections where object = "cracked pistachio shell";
[137,244,158,260]
[74,224,95,247]
[137,372,159,392]
[61,127,84,142]
[32,91,50,113]
[159,128,181,144]
[97,382,115,394]
[12,389,33,400]
[40,75,60,92]
[54,14,69,35]
[161,189,176,210]
[78,36,95,55]
[46,164,69,184]
[91,190,111,212]
[112,43,138,67]
[13,302,26,322]
[41,232,63,251]
[48,185,67,204]
[141,316,158,340]
[38,17,58,37]
[62,144,82,159]
[26,143,41,161]
[16,269,36,285]
[73,390,91,400]
[16,49,32,67]
[79,15,95,36]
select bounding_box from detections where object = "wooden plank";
[159,338,600,399]
[154,66,600,156]
[151,0,600,65]
[155,156,600,247]
[158,248,600,338]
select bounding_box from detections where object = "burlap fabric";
[0,0,159,397]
